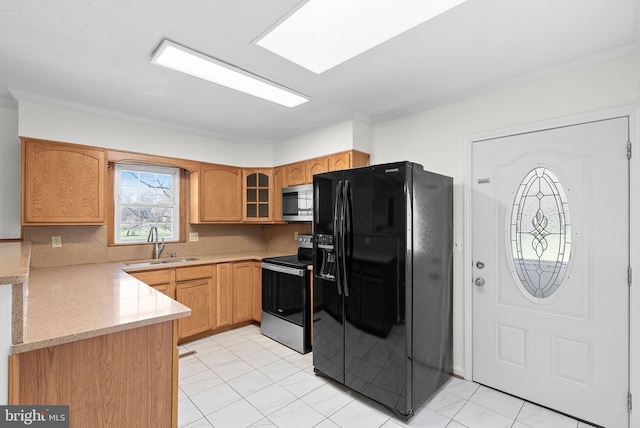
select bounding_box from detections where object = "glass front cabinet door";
[243,169,272,222]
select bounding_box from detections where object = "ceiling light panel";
[151,40,309,108]
[257,0,468,74]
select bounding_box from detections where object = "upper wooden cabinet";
[272,166,287,222]
[280,150,370,187]
[243,169,273,222]
[330,150,370,172]
[286,162,306,186]
[191,163,243,223]
[22,138,106,225]
[329,152,350,171]
[306,157,329,183]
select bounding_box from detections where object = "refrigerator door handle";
[334,181,344,296]
[341,180,351,297]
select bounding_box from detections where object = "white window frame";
[114,163,180,244]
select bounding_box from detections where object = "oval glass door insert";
[510,167,572,299]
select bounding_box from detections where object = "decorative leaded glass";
[510,167,571,299]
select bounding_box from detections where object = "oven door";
[261,262,306,326]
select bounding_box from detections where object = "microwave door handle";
[334,180,343,296]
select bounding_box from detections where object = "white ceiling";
[1,0,639,145]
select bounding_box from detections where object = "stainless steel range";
[261,235,313,354]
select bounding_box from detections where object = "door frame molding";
[463,105,639,426]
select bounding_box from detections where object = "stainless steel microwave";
[281,184,313,222]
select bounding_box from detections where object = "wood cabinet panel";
[129,269,172,286]
[152,283,171,296]
[216,263,233,327]
[232,261,253,323]
[272,166,286,222]
[176,278,215,338]
[175,264,213,282]
[9,321,177,428]
[329,152,351,171]
[243,169,273,222]
[189,150,368,224]
[252,262,262,322]
[306,157,329,183]
[22,138,106,224]
[350,150,370,168]
[129,269,173,298]
[196,163,242,223]
[126,259,265,343]
[286,162,306,186]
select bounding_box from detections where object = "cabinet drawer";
[151,284,170,296]
[176,264,213,282]
[130,269,171,286]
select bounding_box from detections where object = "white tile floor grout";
[178,324,592,428]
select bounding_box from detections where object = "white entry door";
[471,117,629,427]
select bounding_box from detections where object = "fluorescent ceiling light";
[257,0,468,74]
[151,40,309,108]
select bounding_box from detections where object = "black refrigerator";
[312,161,453,419]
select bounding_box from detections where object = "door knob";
[474,277,485,287]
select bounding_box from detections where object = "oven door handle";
[261,262,305,277]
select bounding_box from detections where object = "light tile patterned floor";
[178,324,592,428]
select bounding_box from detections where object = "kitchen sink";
[125,257,199,267]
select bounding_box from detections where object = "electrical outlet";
[189,232,199,242]
[294,231,299,241]
[52,236,62,248]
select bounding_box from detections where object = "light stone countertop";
[10,249,291,354]
[0,241,30,284]
[0,241,30,345]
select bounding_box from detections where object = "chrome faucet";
[147,226,165,259]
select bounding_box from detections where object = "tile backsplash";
[23,223,312,268]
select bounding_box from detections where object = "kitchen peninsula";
[3,241,192,428]
[3,240,295,428]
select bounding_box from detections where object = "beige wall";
[23,222,311,268]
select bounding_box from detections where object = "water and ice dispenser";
[315,234,336,281]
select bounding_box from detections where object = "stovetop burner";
[262,254,310,269]
[262,234,313,269]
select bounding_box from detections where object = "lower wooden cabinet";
[10,321,178,428]
[216,263,233,328]
[232,261,254,323]
[176,278,215,338]
[252,262,262,322]
[128,269,173,298]
[127,259,263,343]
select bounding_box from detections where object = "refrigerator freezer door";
[341,163,410,414]
[313,172,345,384]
